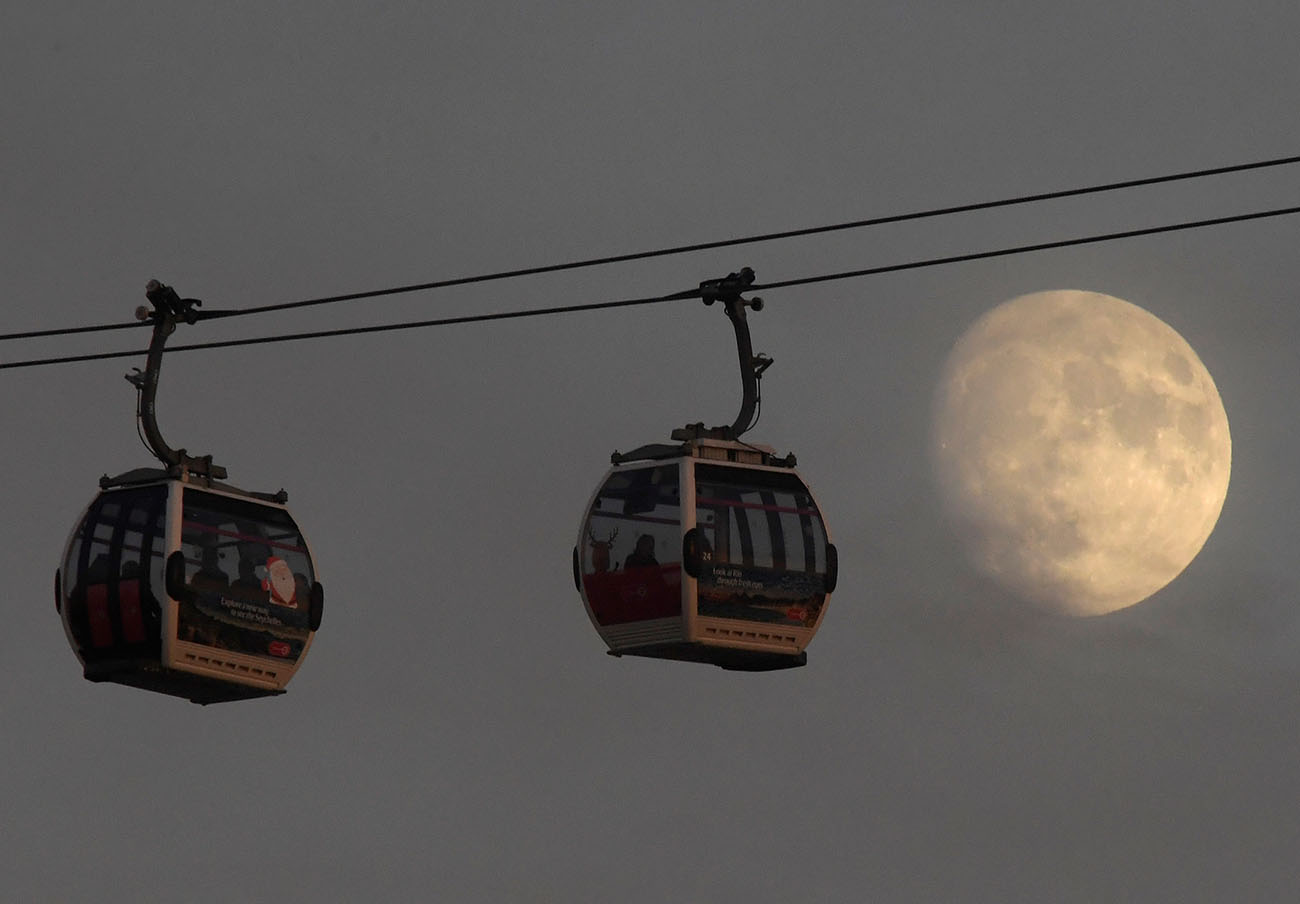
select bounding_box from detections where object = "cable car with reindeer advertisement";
[574,270,838,670]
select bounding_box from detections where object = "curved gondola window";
[580,465,682,625]
[177,489,315,662]
[61,487,167,656]
[694,464,830,627]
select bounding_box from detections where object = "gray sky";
[3,3,1298,901]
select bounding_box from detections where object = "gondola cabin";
[56,468,323,704]
[575,437,837,671]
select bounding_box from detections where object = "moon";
[930,290,1231,616]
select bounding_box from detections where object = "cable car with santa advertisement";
[54,281,323,704]
[573,269,838,671]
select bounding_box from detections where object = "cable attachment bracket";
[699,267,764,313]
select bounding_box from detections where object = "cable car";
[54,281,323,704]
[573,269,837,670]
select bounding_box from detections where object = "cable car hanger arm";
[689,267,770,441]
[612,268,778,465]
[125,280,228,481]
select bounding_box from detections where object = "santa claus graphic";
[262,556,299,608]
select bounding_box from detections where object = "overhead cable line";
[3,151,1298,345]
[752,203,1300,292]
[4,202,1297,373]
[211,152,1300,318]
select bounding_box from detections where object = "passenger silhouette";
[623,534,658,569]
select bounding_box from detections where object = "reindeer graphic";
[586,526,619,573]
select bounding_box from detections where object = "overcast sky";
[3,3,1298,901]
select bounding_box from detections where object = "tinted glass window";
[61,486,167,655]
[694,464,829,627]
[178,489,314,662]
[580,464,682,625]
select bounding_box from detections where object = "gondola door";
[684,459,835,666]
[164,484,319,693]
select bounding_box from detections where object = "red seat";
[119,578,146,645]
[583,565,681,625]
[86,585,114,648]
